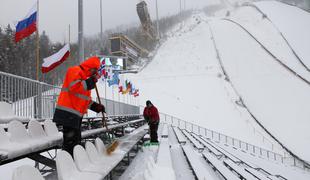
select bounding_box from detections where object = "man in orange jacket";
[53,56,105,155]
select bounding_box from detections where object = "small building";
[109,34,148,69]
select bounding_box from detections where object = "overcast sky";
[0,0,220,43]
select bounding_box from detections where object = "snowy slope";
[126,13,279,152]
[209,18,310,162]
[254,0,310,70]
[127,2,310,163]
[229,5,310,80]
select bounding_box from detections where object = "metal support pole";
[36,0,40,81]
[155,0,160,38]
[179,0,182,15]
[78,0,84,63]
[127,152,130,165]
[37,83,42,119]
[100,0,103,42]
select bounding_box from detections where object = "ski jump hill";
[1,0,310,179]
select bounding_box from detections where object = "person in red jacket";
[143,100,160,143]
[53,56,105,155]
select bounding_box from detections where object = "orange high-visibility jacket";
[56,57,100,117]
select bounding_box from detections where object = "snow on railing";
[0,71,141,120]
[159,112,310,171]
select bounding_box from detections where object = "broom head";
[106,140,120,155]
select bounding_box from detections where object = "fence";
[159,112,310,170]
[98,98,139,116]
[0,71,140,120]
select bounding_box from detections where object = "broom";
[94,84,119,155]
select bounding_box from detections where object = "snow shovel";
[94,84,119,155]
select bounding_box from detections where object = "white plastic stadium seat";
[85,141,106,165]
[95,138,107,157]
[0,125,31,159]
[28,120,47,138]
[12,165,45,180]
[43,119,63,145]
[28,120,53,147]
[73,145,107,175]
[0,102,31,124]
[0,150,8,160]
[56,150,102,180]
[8,120,49,152]
[94,138,121,162]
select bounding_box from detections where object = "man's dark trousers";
[150,122,159,142]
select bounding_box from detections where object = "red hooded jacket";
[143,105,160,123]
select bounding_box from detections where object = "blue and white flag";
[108,72,120,87]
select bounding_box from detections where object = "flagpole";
[104,79,107,108]
[112,85,115,115]
[36,0,40,81]
[68,24,71,46]
[118,87,121,115]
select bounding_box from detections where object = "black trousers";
[63,126,81,156]
[150,122,159,142]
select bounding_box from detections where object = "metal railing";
[98,97,140,116]
[0,71,61,119]
[0,71,140,120]
[159,112,309,170]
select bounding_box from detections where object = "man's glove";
[90,102,105,113]
[85,76,98,90]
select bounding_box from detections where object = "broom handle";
[94,84,109,130]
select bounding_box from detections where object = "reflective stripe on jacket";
[56,57,100,117]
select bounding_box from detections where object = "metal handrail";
[159,112,309,170]
[0,71,140,120]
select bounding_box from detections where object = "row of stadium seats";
[0,119,62,161]
[11,138,117,180]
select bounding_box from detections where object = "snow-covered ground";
[229,5,310,80]
[222,1,310,162]
[2,1,310,178]
[254,1,310,70]
[210,17,310,162]
[126,0,310,164]
[126,13,280,153]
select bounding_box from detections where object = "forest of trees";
[0,10,192,85]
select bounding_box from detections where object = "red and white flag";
[41,44,70,73]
